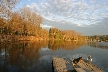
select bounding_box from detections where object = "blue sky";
[16,0,108,35]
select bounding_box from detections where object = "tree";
[0,0,20,18]
[19,7,42,36]
[8,12,24,35]
[0,0,20,34]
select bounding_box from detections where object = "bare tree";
[0,0,20,18]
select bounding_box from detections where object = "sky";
[16,0,108,35]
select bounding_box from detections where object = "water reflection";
[0,41,48,72]
[88,42,108,49]
[0,41,108,72]
[48,40,87,50]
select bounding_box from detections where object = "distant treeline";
[49,28,88,41]
[88,35,108,42]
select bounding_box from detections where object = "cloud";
[42,17,108,35]
[27,0,108,26]
[40,24,53,28]
[26,5,30,8]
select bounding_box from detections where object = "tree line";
[88,35,108,42]
[0,0,48,39]
[49,28,88,41]
[1,0,107,42]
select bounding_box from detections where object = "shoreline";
[0,34,48,42]
[0,34,108,43]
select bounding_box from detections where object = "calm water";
[0,41,108,72]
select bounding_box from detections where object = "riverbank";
[0,34,48,43]
[0,34,108,43]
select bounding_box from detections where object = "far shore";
[0,34,108,43]
[0,34,49,42]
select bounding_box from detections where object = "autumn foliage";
[0,0,89,41]
[0,0,49,39]
[49,28,88,41]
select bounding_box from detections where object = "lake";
[0,40,108,72]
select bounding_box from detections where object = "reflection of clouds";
[31,55,52,72]
[0,50,5,56]
[71,53,87,59]
[39,55,52,63]
[41,48,50,51]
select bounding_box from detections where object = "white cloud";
[40,24,53,28]
[27,0,108,26]
[26,5,30,8]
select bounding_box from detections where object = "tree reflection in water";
[0,41,108,72]
[88,42,108,49]
[48,40,88,50]
[0,40,48,72]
